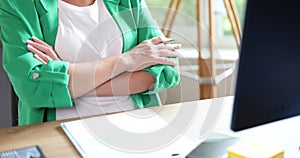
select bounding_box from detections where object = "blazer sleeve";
[129,0,180,108]
[0,1,73,108]
[137,0,180,95]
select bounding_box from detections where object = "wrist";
[117,53,130,72]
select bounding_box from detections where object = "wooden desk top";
[1,96,299,157]
[0,100,186,157]
[0,118,81,157]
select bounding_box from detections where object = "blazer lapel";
[104,0,138,52]
[35,0,58,46]
[104,0,130,11]
[36,0,137,50]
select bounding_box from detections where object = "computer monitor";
[231,0,300,131]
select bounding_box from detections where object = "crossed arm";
[83,71,155,96]
[27,36,181,98]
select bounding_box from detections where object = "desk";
[0,96,299,157]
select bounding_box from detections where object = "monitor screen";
[231,0,300,131]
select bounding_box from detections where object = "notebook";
[61,108,197,158]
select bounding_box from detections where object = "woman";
[0,0,180,125]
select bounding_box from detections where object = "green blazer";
[0,0,179,126]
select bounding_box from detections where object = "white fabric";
[55,0,135,120]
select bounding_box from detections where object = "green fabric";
[0,0,179,126]
[0,0,72,126]
[104,0,180,108]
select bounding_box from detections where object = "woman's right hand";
[121,36,181,72]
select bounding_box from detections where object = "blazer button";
[32,73,39,79]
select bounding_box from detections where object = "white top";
[55,0,135,120]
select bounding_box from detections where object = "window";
[145,0,247,50]
[214,0,247,48]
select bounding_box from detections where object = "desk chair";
[0,41,18,128]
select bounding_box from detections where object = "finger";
[27,44,51,63]
[164,43,182,50]
[34,54,47,64]
[157,57,177,66]
[156,43,182,50]
[150,36,164,45]
[32,36,51,47]
[169,44,182,49]
[27,40,59,60]
[156,43,168,50]
[152,36,176,44]
[157,50,179,57]
[27,40,49,53]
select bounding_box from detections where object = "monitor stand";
[186,133,240,158]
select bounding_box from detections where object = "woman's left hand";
[27,36,61,64]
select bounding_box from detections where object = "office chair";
[0,40,18,128]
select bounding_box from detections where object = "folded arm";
[84,71,154,96]
[27,36,180,98]
[0,0,180,110]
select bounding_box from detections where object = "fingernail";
[174,44,182,49]
[27,44,33,49]
[32,36,38,40]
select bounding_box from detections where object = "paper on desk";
[61,108,196,158]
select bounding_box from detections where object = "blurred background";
[145,0,247,104]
